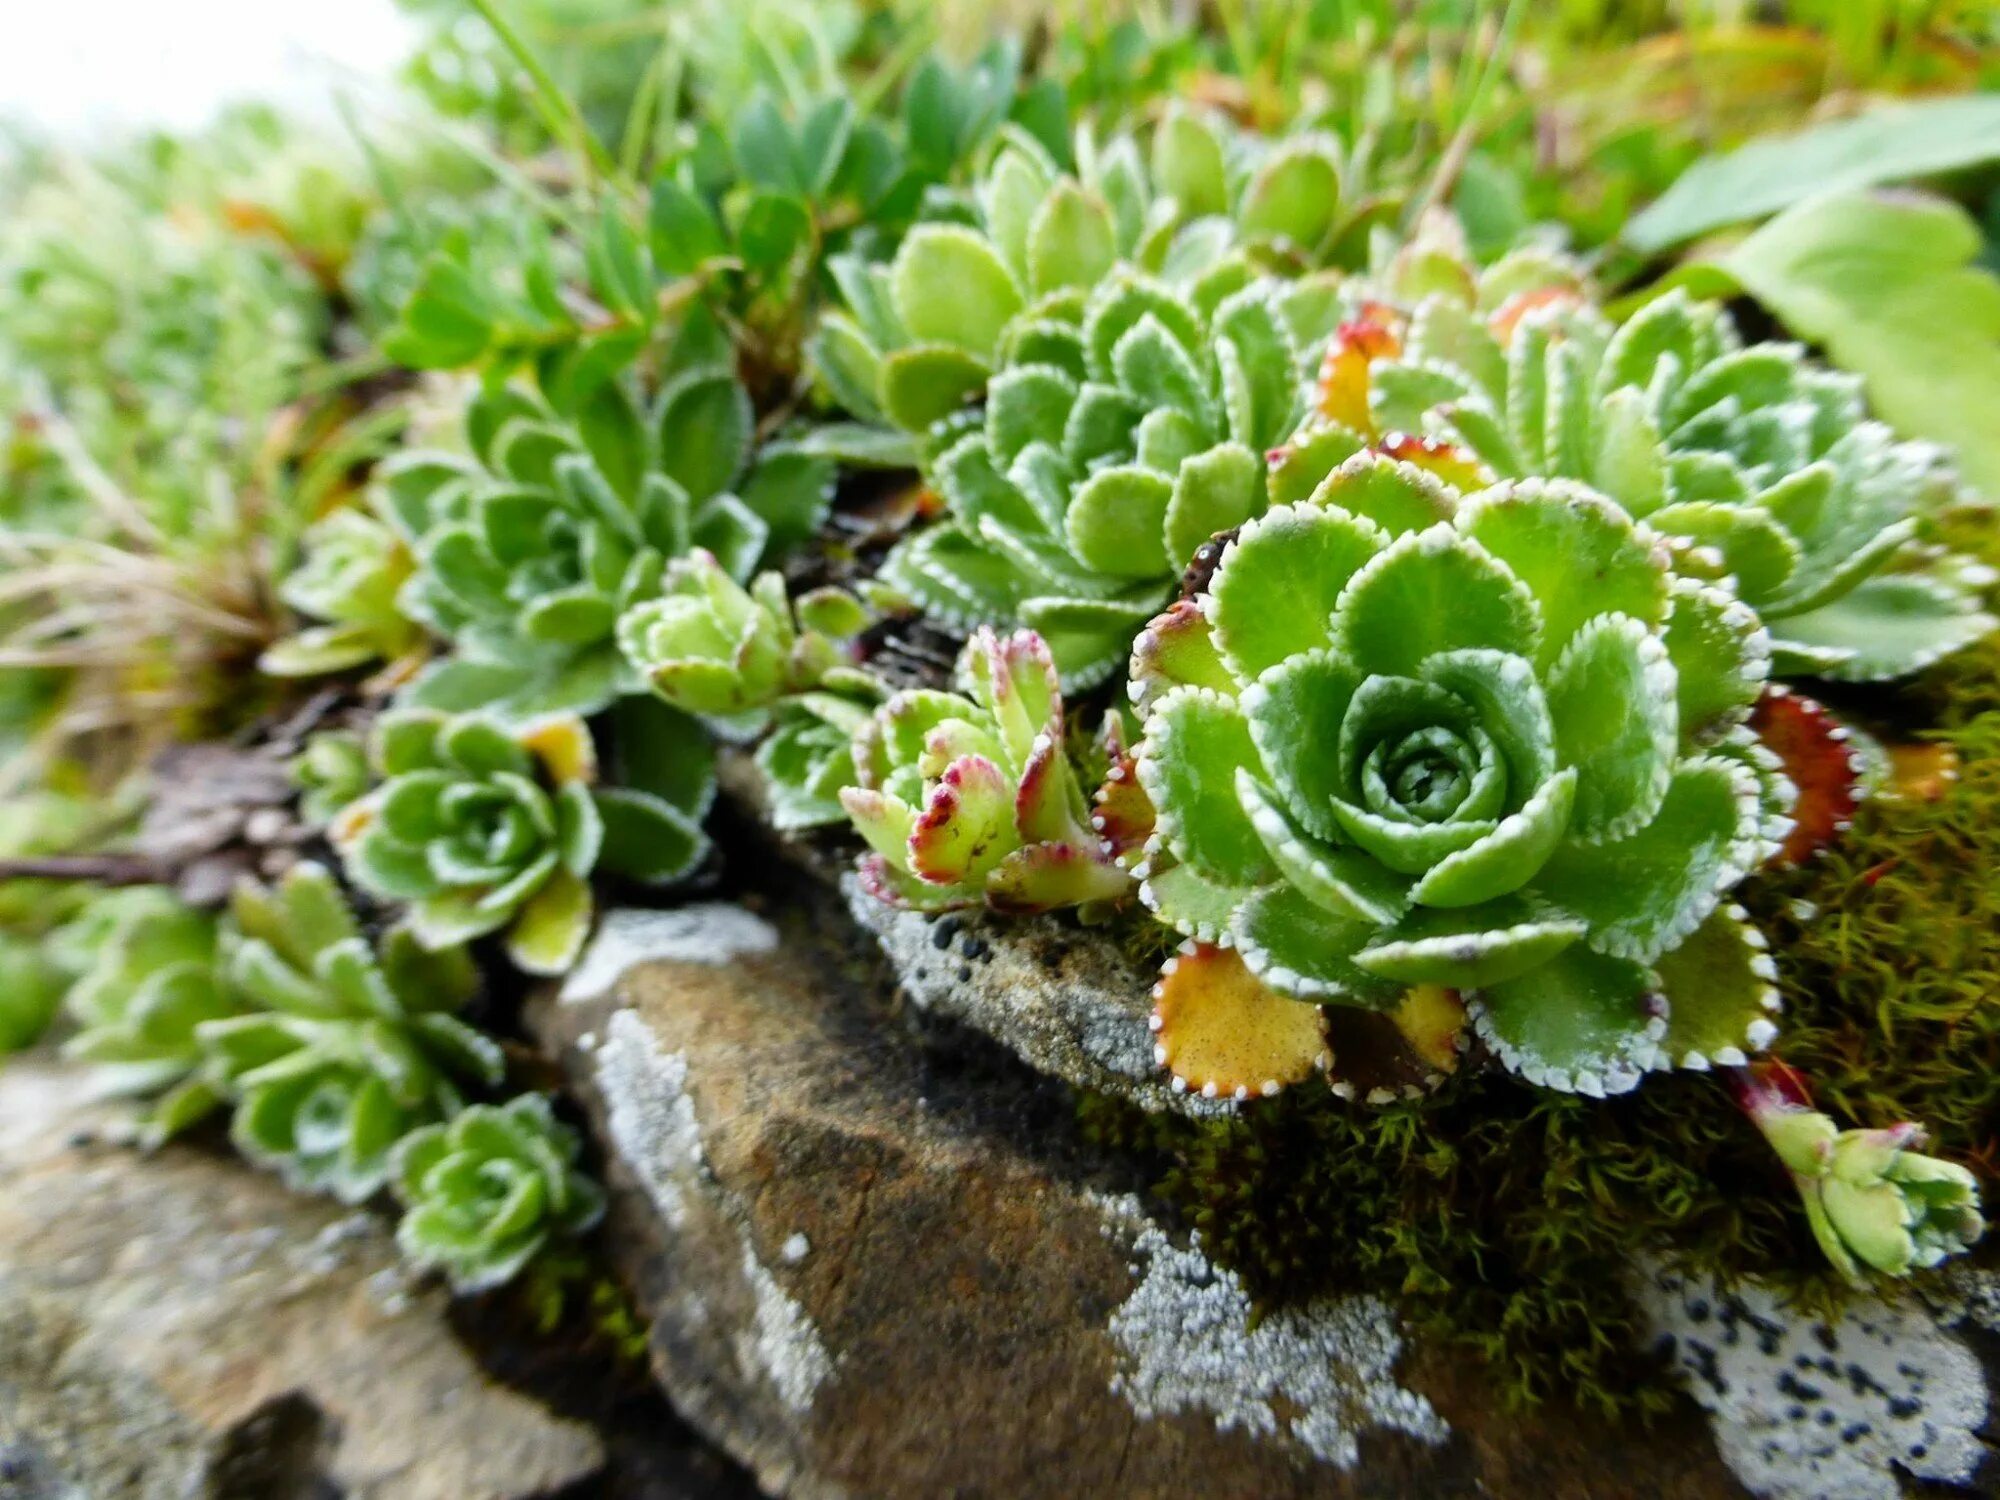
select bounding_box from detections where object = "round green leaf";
[1137,687,1274,887]
[891,224,1024,361]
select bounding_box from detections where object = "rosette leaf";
[392,1094,605,1293]
[0,937,62,1054]
[262,505,426,679]
[1335,223,1997,682]
[198,863,503,1202]
[59,888,242,1140]
[809,112,1347,433]
[387,370,834,720]
[334,709,643,975]
[1740,1063,1984,1282]
[1132,458,1790,1096]
[840,627,1130,912]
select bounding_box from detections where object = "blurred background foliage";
[1,0,1993,1004]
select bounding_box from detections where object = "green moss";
[1084,619,2000,1419]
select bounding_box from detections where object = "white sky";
[0,0,416,139]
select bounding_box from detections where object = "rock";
[838,874,1230,1119]
[533,901,1753,1500]
[725,761,1222,1120]
[0,1055,604,1500]
[1640,1265,1996,1500]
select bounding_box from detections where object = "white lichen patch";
[563,905,778,1004]
[595,1010,707,1229]
[736,1244,833,1415]
[593,1010,835,1417]
[843,875,1231,1120]
[1098,1194,1447,1466]
[1641,1266,1990,1500]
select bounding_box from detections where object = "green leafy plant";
[1737,1062,1982,1282]
[616,547,880,826]
[59,888,241,1139]
[1332,222,1997,682]
[262,505,427,678]
[385,361,833,721]
[841,626,1129,912]
[616,547,874,719]
[1130,456,1792,1099]
[293,730,373,827]
[333,708,696,974]
[392,1093,606,1292]
[877,267,1335,686]
[808,110,1347,437]
[199,862,504,1201]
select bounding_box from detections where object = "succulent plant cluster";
[15,16,2000,1360]
[48,861,605,1276]
[60,888,242,1139]
[1318,222,1997,684]
[332,709,703,975]
[1128,456,1791,1097]
[262,505,425,680]
[200,863,503,1200]
[371,367,835,721]
[810,112,1347,435]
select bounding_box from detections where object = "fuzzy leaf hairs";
[392,1094,605,1294]
[331,709,707,976]
[1316,219,1997,683]
[809,111,1347,435]
[840,627,1130,913]
[198,863,503,1202]
[1129,456,1792,1099]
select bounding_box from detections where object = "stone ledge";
[0,1058,605,1500]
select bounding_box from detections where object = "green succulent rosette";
[874,268,1331,687]
[1131,456,1794,1096]
[840,626,1129,913]
[261,505,425,678]
[616,548,876,723]
[293,730,372,827]
[198,863,504,1202]
[334,708,703,974]
[60,888,242,1139]
[1335,225,1997,682]
[616,549,880,828]
[391,1094,606,1293]
[382,367,833,720]
[810,110,1347,436]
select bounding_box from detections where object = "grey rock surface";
[0,1056,604,1500]
[534,901,1754,1500]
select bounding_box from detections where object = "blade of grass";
[465,0,617,186]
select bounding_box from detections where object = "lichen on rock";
[1639,1265,1991,1500]
[1098,1193,1449,1468]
